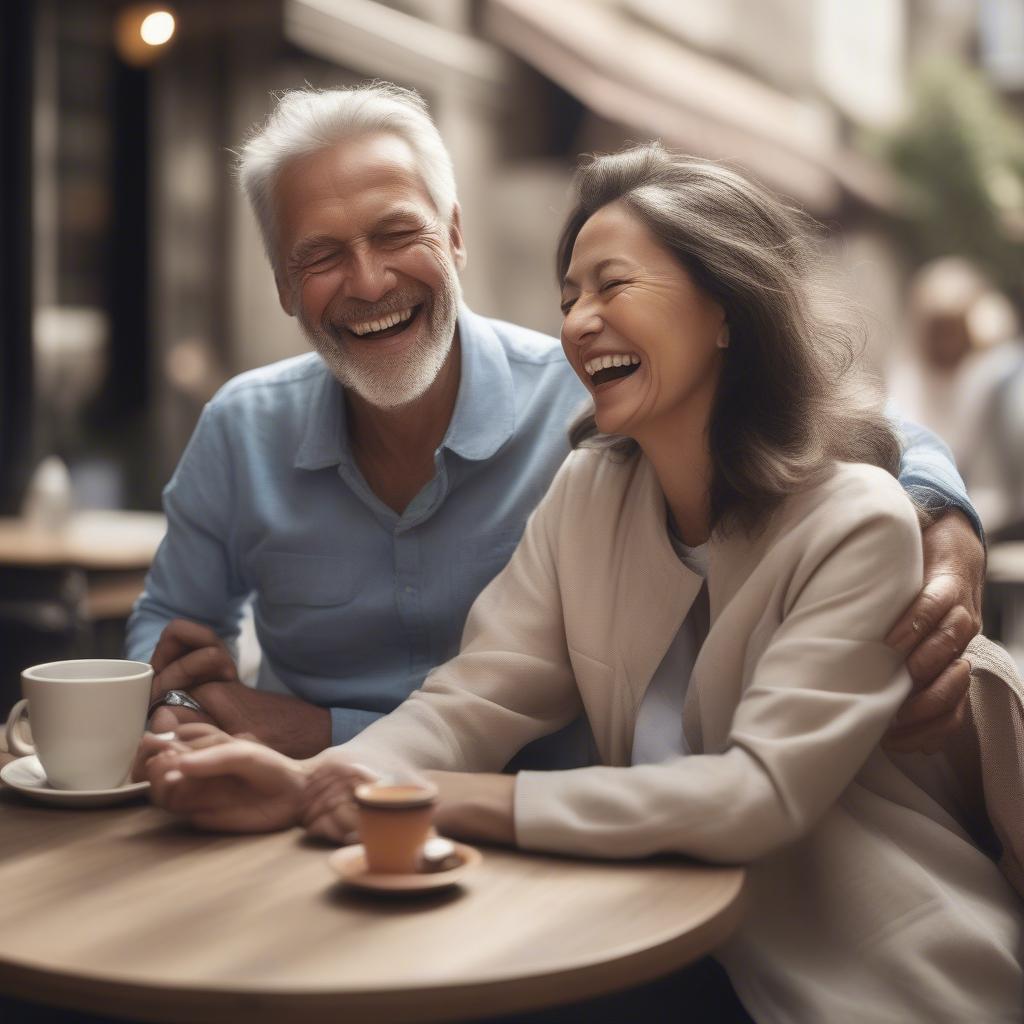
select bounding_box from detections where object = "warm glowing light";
[139,11,175,46]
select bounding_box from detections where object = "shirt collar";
[293,305,516,470]
[294,363,349,470]
[441,306,516,461]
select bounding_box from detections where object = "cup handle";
[5,699,35,757]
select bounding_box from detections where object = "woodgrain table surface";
[0,792,745,1023]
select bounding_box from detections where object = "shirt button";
[405,585,414,594]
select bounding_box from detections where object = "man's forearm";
[192,682,332,758]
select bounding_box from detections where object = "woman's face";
[560,202,726,441]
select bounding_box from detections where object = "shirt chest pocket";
[255,551,360,608]
[453,528,522,588]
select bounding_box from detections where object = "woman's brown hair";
[558,143,902,535]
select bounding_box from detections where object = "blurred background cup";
[5,659,152,790]
[354,780,439,874]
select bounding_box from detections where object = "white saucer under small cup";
[0,755,150,808]
[6,658,153,791]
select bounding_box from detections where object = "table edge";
[0,869,746,1023]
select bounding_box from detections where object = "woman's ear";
[716,321,730,349]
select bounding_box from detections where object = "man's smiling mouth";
[345,305,422,340]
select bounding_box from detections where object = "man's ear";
[275,270,296,318]
[448,203,467,272]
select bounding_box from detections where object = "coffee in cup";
[5,659,153,790]
[354,781,439,874]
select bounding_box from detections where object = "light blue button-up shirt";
[127,305,977,748]
[127,308,588,744]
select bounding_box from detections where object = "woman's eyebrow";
[562,257,629,291]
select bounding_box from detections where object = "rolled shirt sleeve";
[889,405,984,541]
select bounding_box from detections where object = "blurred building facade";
[6,0,1023,512]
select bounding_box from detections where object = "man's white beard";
[299,268,462,411]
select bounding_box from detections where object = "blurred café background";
[1,0,1023,712]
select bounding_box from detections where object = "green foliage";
[878,59,1024,306]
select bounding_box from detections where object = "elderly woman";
[143,145,1023,1023]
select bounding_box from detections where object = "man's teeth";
[349,307,414,336]
[584,353,641,376]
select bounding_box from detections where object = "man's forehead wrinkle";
[274,140,437,253]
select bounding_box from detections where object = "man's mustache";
[328,290,429,324]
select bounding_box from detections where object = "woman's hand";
[426,771,517,846]
[299,758,380,843]
[302,767,518,846]
[140,723,309,833]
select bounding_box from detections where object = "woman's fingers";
[302,781,355,830]
[132,730,189,782]
[175,740,298,794]
[174,722,233,744]
[305,810,355,844]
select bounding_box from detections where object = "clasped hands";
[145,619,331,758]
[136,724,377,840]
[135,724,517,843]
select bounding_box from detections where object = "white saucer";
[328,841,482,893]
[0,755,149,807]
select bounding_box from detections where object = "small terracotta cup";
[354,781,438,874]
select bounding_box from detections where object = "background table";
[0,511,167,717]
[0,511,167,572]
[0,794,745,1023]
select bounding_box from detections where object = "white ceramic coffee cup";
[5,659,153,790]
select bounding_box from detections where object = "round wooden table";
[0,793,745,1023]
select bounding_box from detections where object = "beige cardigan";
[342,450,1023,1024]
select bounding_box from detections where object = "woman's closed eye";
[599,278,628,294]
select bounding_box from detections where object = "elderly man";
[128,82,984,761]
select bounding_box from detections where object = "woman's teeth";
[349,307,415,337]
[584,353,641,377]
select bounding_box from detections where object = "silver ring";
[147,689,204,719]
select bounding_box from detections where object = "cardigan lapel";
[612,458,703,761]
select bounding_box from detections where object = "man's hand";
[140,723,309,833]
[150,618,239,701]
[885,510,985,753]
[146,618,331,757]
[146,619,238,732]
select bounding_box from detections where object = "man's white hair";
[236,82,458,268]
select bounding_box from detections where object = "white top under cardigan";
[631,536,708,765]
[341,450,1023,1024]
